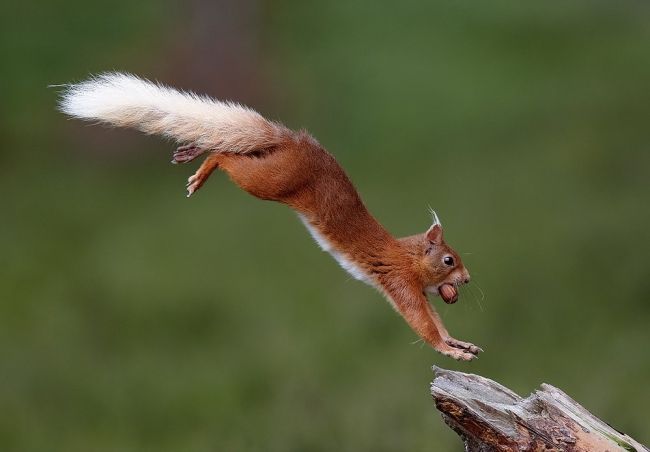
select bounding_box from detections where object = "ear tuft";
[428,207,442,227]
[426,208,444,243]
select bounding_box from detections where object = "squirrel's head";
[404,211,470,304]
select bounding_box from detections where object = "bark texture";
[431,367,647,452]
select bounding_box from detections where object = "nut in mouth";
[439,283,458,304]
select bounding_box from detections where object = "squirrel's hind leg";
[172,144,206,164]
[186,153,221,197]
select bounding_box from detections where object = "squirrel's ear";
[426,224,443,245]
[426,209,443,244]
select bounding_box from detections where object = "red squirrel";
[59,73,482,360]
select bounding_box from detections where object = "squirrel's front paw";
[437,345,478,361]
[444,337,483,356]
[435,337,483,360]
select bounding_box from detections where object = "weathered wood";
[430,367,647,452]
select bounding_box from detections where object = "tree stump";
[430,367,647,452]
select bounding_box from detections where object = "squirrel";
[59,73,482,361]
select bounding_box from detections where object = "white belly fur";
[298,214,374,286]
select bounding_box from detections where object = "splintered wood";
[430,367,647,452]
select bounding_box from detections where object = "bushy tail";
[58,72,289,153]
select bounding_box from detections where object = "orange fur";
[61,73,481,360]
[185,131,481,360]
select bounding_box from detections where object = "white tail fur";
[58,72,288,153]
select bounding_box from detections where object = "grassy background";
[1,1,649,450]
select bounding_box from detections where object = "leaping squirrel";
[59,73,482,361]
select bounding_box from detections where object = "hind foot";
[186,154,221,197]
[172,145,205,164]
[186,173,207,197]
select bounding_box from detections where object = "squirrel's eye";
[443,256,454,266]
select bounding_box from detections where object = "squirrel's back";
[213,140,394,285]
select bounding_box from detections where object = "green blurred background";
[1,1,649,450]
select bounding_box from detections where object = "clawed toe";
[186,173,204,197]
